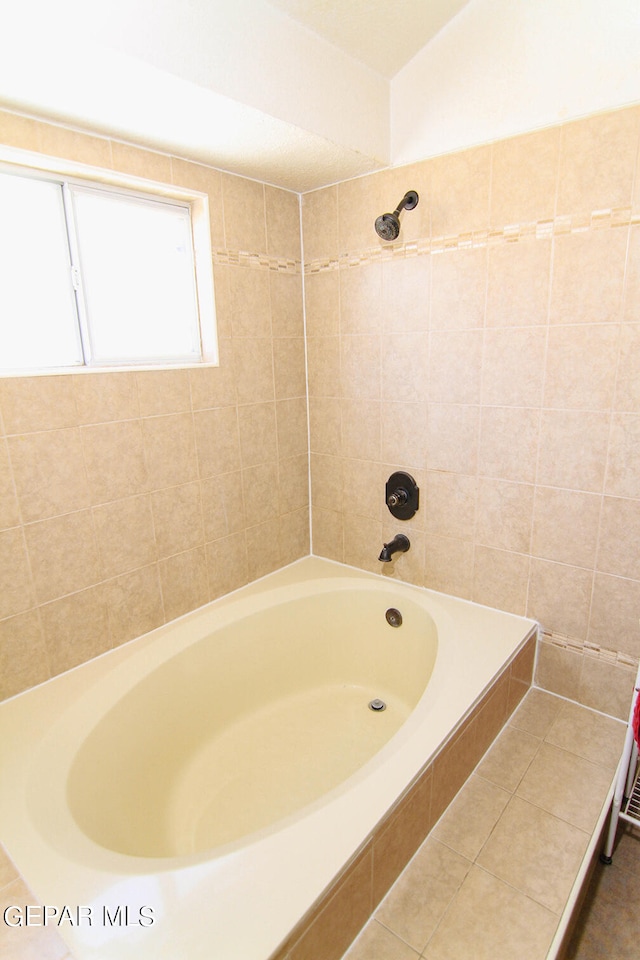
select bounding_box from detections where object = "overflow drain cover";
[369,698,387,712]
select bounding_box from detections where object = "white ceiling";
[265,0,471,77]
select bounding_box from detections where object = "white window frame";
[0,145,218,376]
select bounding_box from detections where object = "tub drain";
[369,698,387,712]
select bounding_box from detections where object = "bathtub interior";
[66,587,438,859]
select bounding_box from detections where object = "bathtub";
[0,557,537,960]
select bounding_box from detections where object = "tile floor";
[342,687,627,960]
[566,824,640,959]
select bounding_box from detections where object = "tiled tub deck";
[342,688,626,960]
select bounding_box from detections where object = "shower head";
[374,190,419,241]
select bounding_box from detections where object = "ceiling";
[265,0,471,77]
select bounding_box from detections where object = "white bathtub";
[0,557,537,960]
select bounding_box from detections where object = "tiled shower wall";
[303,105,640,719]
[0,109,309,701]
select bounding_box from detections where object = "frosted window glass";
[71,188,201,364]
[0,172,82,370]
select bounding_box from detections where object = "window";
[0,165,216,373]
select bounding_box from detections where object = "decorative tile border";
[212,249,301,274]
[304,206,640,274]
[542,629,639,669]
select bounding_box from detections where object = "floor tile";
[516,742,614,832]
[374,838,471,952]
[422,866,559,960]
[476,795,590,914]
[509,687,564,738]
[343,919,420,960]
[432,774,511,861]
[476,723,541,792]
[544,699,626,771]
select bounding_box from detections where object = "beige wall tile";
[486,239,551,327]
[278,455,309,515]
[306,335,341,398]
[605,413,640,496]
[188,342,237,409]
[136,369,191,417]
[110,140,173,182]
[527,559,593,639]
[340,335,381,399]
[245,517,281,580]
[549,228,627,325]
[478,406,539,483]
[597,495,640,579]
[0,376,78,434]
[531,487,601,568]
[152,482,204,557]
[588,572,640,658]
[242,462,279,526]
[340,262,383,334]
[193,406,241,478]
[93,495,156,577]
[381,334,429,403]
[279,507,310,565]
[222,172,265,253]
[24,510,101,604]
[311,506,344,562]
[232,337,276,403]
[238,402,278,468]
[543,323,620,411]
[381,401,428,471]
[475,479,534,554]
[201,472,245,541]
[428,330,483,404]
[159,547,209,621]
[472,545,529,615]
[39,122,112,168]
[106,564,164,646]
[276,398,309,460]
[535,640,583,702]
[270,272,304,338]
[0,528,35,619]
[382,256,430,334]
[424,534,474,599]
[308,397,341,455]
[430,144,491,237]
[265,186,301,261]
[338,171,390,255]
[302,186,338,262]
[142,413,198,489]
[228,266,272,338]
[81,420,148,504]
[73,371,139,424]
[0,109,42,150]
[481,326,546,407]
[40,585,111,674]
[536,409,609,492]
[430,247,487,330]
[491,126,560,226]
[425,403,477,475]
[304,271,340,337]
[8,428,90,523]
[579,656,635,720]
[206,532,249,598]
[614,324,640,411]
[0,440,20,530]
[0,611,49,699]
[557,107,640,215]
[273,338,307,400]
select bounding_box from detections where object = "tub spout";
[378,534,410,562]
